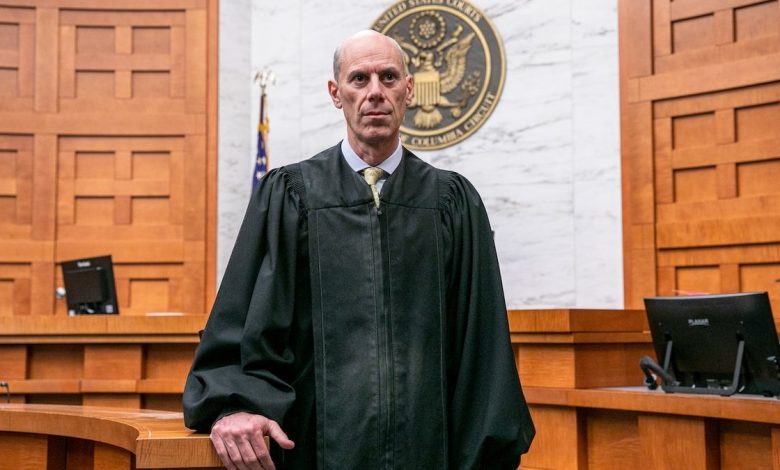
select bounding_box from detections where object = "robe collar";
[300,143,439,210]
[340,138,403,177]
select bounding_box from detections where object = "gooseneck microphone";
[0,381,9,403]
[640,356,679,389]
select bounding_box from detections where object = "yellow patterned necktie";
[362,167,384,208]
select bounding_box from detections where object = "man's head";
[328,31,413,155]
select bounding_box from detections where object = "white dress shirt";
[340,138,402,193]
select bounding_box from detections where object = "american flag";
[253,90,269,191]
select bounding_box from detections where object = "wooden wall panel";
[8,342,196,408]
[93,442,133,470]
[0,0,215,318]
[585,410,639,470]
[621,0,780,319]
[0,345,26,379]
[0,432,49,470]
[0,315,202,408]
[526,386,780,469]
[638,414,720,469]
[619,0,656,308]
[28,345,83,379]
[82,394,141,409]
[26,394,82,406]
[0,7,35,111]
[719,421,774,469]
[0,134,44,316]
[144,343,194,381]
[521,405,583,469]
[143,394,183,412]
[0,263,31,316]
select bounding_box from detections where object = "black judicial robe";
[183,144,534,469]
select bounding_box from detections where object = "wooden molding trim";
[525,386,780,425]
[0,403,221,468]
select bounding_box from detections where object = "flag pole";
[253,68,275,191]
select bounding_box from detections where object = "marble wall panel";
[218,0,253,265]
[218,0,623,308]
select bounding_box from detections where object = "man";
[183,30,534,469]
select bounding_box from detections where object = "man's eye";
[382,73,397,81]
[353,74,366,83]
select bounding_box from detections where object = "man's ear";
[405,75,414,106]
[328,79,342,109]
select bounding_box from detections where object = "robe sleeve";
[183,168,303,432]
[441,173,535,469]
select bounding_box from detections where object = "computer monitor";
[644,292,780,396]
[61,255,119,315]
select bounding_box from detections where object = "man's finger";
[210,434,237,470]
[222,438,251,470]
[254,441,275,470]
[246,422,276,469]
[242,429,273,470]
[247,429,270,460]
[235,438,265,470]
[266,420,295,449]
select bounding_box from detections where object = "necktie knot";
[362,167,384,186]
[362,167,384,208]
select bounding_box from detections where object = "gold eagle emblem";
[372,0,506,150]
[395,14,481,129]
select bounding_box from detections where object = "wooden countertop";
[524,386,780,425]
[508,308,652,344]
[0,315,207,343]
[0,404,221,468]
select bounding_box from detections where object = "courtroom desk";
[0,403,220,469]
[509,309,653,468]
[0,315,207,410]
[520,386,780,470]
[509,309,780,469]
[509,309,653,389]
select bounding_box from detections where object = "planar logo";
[371,0,506,150]
[687,318,710,327]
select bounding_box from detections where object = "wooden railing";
[0,403,221,469]
[0,315,206,409]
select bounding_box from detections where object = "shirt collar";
[341,138,403,176]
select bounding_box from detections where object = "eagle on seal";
[396,25,476,129]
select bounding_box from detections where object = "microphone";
[0,380,8,403]
[639,356,679,389]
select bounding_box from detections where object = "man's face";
[328,34,413,148]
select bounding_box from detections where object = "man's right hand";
[210,412,295,470]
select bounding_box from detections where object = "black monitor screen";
[61,255,119,315]
[644,292,780,396]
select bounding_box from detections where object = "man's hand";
[210,412,295,470]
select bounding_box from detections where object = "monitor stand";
[660,338,745,396]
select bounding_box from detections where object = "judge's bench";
[2,308,780,469]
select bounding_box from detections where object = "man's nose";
[367,75,384,101]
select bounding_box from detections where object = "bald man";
[183,31,534,470]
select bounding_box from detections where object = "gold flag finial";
[254,68,276,95]
[254,68,276,133]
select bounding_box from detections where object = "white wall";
[218,0,623,309]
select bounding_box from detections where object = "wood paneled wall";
[0,316,204,409]
[0,0,217,317]
[621,0,780,317]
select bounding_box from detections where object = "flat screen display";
[61,255,119,315]
[644,292,780,396]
